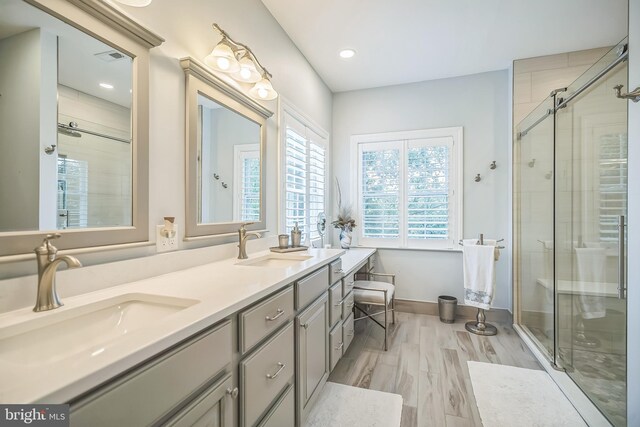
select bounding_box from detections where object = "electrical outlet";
[156,224,179,253]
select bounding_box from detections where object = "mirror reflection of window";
[233,144,260,221]
[197,94,261,224]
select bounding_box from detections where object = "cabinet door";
[296,293,328,421]
[165,373,235,427]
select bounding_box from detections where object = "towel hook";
[613,84,640,103]
[490,161,497,170]
[528,158,536,168]
[474,174,481,182]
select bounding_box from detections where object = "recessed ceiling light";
[99,83,114,89]
[339,49,356,59]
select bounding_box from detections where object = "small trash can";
[438,295,457,323]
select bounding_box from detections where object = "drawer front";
[329,323,343,371]
[71,321,232,427]
[239,285,294,354]
[240,322,294,427]
[296,266,329,310]
[328,281,343,328]
[342,290,354,320]
[165,373,234,427]
[343,313,355,353]
[258,384,294,427]
[342,274,355,296]
[329,259,344,285]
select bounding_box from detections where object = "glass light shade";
[249,76,278,101]
[232,53,261,83]
[204,40,239,73]
[114,0,152,6]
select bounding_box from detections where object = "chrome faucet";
[237,222,260,259]
[34,234,82,312]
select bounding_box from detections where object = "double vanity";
[0,246,375,426]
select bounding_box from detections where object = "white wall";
[0,29,56,232]
[0,0,332,279]
[332,70,511,309]
[627,0,639,423]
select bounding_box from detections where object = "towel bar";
[462,233,499,336]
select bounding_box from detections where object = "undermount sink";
[236,253,313,268]
[0,293,198,367]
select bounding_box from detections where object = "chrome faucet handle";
[36,233,62,260]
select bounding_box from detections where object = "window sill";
[353,245,462,253]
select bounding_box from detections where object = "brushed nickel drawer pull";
[266,362,286,379]
[334,269,344,274]
[347,330,354,337]
[302,322,309,329]
[348,302,354,309]
[265,308,284,321]
[226,387,239,399]
[334,300,344,307]
[335,342,344,351]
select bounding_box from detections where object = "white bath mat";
[304,382,403,427]
[468,361,586,426]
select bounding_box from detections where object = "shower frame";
[512,39,629,426]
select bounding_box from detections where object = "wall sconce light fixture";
[205,23,278,101]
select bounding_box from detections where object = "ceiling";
[0,0,132,108]
[260,0,628,92]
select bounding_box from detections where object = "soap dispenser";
[291,222,302,247]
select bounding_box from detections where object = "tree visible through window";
[353,127,462,249]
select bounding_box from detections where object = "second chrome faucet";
[237,223,261,259]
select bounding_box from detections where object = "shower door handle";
[618,215,626,299]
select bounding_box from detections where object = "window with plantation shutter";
[598,133,627,242]
[282,109,328,245]
[353,127,462,249]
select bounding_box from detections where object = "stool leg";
[392,295,396,324]
[383,289,388,351]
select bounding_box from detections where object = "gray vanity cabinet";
[70,320,233,427]
[296,293,329,425]
[164,373,235,427]
[239,322,294,427]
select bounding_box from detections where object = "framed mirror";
[181,58,272,238]
[0,0,163,257]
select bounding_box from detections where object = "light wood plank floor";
[328,311,542,427]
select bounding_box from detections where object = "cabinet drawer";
[342,274,355,296]
[296,266,329,310]
[329,259,344,285]
[258,384,294,427]
[165,373,234,427]
[342,290,354,320]
[71,321,232,427]
[239,285,294,354]
[343,313,355,353]
[328,281,343,328]
[329,323,343,371]
[240,322,294,427]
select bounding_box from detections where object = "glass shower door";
[555,51,628,426]
[515,98,556,358]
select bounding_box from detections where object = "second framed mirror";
[181,58,272,238]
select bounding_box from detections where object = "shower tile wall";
[57,85,132,228]
[513,46,611,126]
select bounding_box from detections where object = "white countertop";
[0,247,348,404]
[339,248,376,276]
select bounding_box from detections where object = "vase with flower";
[332,179,356,249]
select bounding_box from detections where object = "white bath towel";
[463,244,496,310]
[574,248,607,319]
